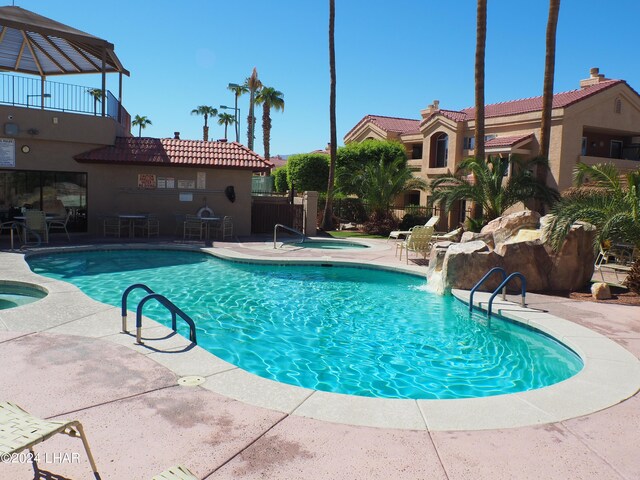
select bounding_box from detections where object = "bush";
[286,153,330,192]
[336,140,407,195]
[334,198,368,223]
[362,211,398,236]
[399,213,428,230]
[273,166,288,193]
[624,258,640,294]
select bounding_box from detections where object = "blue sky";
[13,0,640,156]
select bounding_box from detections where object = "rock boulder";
[481,210,541,245]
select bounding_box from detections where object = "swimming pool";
[0,282,47,310]
[28,249,582,400]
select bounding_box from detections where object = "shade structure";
[0,6,128,76]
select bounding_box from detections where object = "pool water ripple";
[28,249,582,400]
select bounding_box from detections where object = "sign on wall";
[197,171,206,189]
[177,179,195,189]
[0,138,15,167]
[137,173,157,189]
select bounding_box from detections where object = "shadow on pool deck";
[0,236,639,479]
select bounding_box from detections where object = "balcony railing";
[0,73,130,130]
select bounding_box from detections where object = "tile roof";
[344,114,420,139]
[75,137,272,171]
[463,80,624,120]
[485,133,534,148]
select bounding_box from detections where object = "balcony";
[579,155,640,173]
[407,159,423,171]
[0,73,130,132]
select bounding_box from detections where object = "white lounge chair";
[0,402,100,479]
[397,226,435,263]
[388,216,439,242]
[152,464,199,480]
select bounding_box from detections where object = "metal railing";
[487,273,527,318]
[469,267,507,311]
[121,283,197,345]
[273,223,306,248]
[0,73,130,128]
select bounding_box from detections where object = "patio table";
[118,214,148,238]
[199,216,221,240]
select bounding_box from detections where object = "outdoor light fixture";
[220,104,240,143]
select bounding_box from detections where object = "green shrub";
[286,153,330,192]
[334,198,368,223]
[399,213,427,230]
[273,166,288,193]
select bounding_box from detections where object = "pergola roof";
[0,6,128,76]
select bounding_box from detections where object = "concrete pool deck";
[1,236,639,479]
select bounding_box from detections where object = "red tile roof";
[344,114,420,139]
[75,137,272,171]
[462,80,624,119]
[485,133,534,148]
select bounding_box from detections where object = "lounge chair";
[152,464,199,480]
[0,402,100,479]
[431,227,462,243]
[214,216,233,241]
[388,216,439,242]
[397,225,434,263]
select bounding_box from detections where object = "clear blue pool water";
[28,249,582,399]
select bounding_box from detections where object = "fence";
[0,72,130,129]
[332,198,432,224]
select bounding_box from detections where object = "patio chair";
[0,219,22,245]
[152,464,199,480]
[103,216,129,237]
[24,210,49,244]
[0,401,100,479]
[214,216,233,241]
[47,210,71,240]
[431,227,462,243]
[134,214,160,238]
[388,216,439,242]
[397,226,434,264]
[183,214,203,240]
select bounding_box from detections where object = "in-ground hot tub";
[0,281,47,310]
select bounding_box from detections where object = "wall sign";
[137,173,157,189]
[177,179,195,189]
[0,138,16,167]
[179,192,193,202]
[197,171,206,189]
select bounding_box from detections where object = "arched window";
[615,98,622,114]
[430,132,448,168]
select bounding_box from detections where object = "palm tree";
[191,106,218,141]
[538,0,561,213]
[545,163,640,252]
[245,68,262,151]
[474,0,487,163]
[132,115,152,137]
[217,112,236,140]
[353,156,427,234]
[87,88,103,116]
[322,0,337,231]
[539,0,561,160]
[228,83,248,143]
[429,156,559,225]
[255,86,284,161]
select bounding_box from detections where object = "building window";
[615,98,622,114]
[463,137,475,150]
[610,140,623,159]
[430,132,448,168]
[581,137,587,156]
[484,134,497,141]
[411,144,423,160]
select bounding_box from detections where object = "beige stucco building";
[0,7,271,238]
[345,68,640,229]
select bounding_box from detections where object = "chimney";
[421,100,441,119]
[580,67,608,88]
[326,142,331,152]
[173,131,180,139]
[218,138,227,142]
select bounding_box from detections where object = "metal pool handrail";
[469,267,507,311]
[273,223,307,249]
[121,283,197,345]
[487,273,527,318]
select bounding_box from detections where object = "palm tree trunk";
[138,125,142,137]
[224,123,228,140]
[472,0,487,221]
[322,0,337,231]
[539,1,561,160]
[203,125,209,142]
[262,103,271,161]
[248,92,256,150]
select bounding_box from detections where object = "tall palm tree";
[217,112,236,140]
[132,115,152,137]
[228,83,248,143]
[429,156,559,224]
[322,0,337,231]
[87,88,103,116]
[539,0,561,160]
[255,86,284,161]
[474,0,487,163]
[191,106,218,141]
[245,68,262,151]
